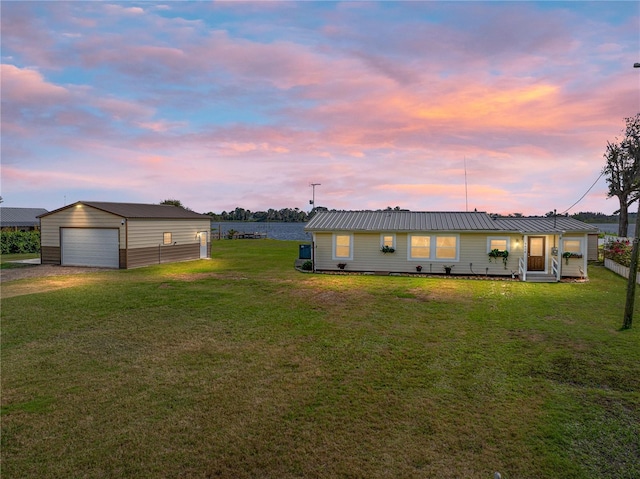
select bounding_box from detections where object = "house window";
[563,239,582,254]
[436,236,457,259]
[410,235,431,259]
[163,232,172,245]
[487,237,510,252]
[381,234,395,249]
[409,234,459,260]
[333,234,353,260]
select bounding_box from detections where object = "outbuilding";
[39,201,211,269]
[1,207,49,231]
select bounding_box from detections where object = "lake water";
[212,222,310,241]
[593,223,635,237]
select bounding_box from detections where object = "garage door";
[61,228,119,268]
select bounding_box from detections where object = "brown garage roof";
[39,201,211,220]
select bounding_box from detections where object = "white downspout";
[312,232,316,272]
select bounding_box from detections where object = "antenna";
[464,157,468,212]
[309,183,321,211]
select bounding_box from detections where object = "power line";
[558,171,605,215]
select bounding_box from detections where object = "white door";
[199,231,208,259]
[61,228,119,268]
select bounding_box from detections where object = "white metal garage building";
[39,201,212,269]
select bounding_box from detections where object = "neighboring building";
[305,211,598,282]
[0,207,48,231]
[39,201,211,269]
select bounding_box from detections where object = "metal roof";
[39,201,211,220]
[0,207,49,227]
[305,211,598,234]
[492,216,598,234]
[305,211,501,231]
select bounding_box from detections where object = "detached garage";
[39,201,212,269]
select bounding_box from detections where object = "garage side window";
[163,232,172,245]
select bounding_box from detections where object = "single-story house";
[0,207,49,231]
[39,201,212,269]
[304,211,599,282]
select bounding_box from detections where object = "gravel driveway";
[0,264,110,283]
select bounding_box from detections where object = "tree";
[160,199,191,210]
[603,113,640,237]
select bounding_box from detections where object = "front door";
[199,232,208,259]
[527,236,545,271]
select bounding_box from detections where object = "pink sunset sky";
[1,1,639,215]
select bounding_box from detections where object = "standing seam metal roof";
[304,211,598,233]
[0,207,49,226]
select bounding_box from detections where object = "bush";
[0,230,41,254]
[603,239,633,268]
[301,260,313,271]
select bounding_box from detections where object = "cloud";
[1,1,637,215]
[1,64,69,103]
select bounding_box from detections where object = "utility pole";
[309,183,321,212]
[622,62,640,329]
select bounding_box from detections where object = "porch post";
[557,234,563,281]
[522,235,528,282]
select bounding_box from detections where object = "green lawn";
[1,240,638,478]
[0,253,39,269]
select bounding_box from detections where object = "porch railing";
[551,257,559,280]
[518,257,526,282]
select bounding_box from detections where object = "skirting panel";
[41,246,61,265]
[127,243,200,269]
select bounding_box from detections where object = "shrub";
[603,239,633,268]
[0,230,41,254]
[301,260,313,271]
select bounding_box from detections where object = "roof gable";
[305,210,598,234]
[40,201,211,220]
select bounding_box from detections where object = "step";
[525,274,558,283]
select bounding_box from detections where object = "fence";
[604,258,640,285]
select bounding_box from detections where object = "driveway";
[1,263,110,283]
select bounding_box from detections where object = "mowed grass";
[0,253,39,269]
[1,240,639,479]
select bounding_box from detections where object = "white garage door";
[61,228,119,268]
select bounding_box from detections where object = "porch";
[517,232,586,282]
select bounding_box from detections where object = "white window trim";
[332,233,353,261]
[487,236,511,253]
[407,234,460,262]
[380,233,396,249]
[562,237,584,254]
[407,234,431,260]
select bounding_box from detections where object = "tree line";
[162,199,631,224]
[205,207,314,222]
